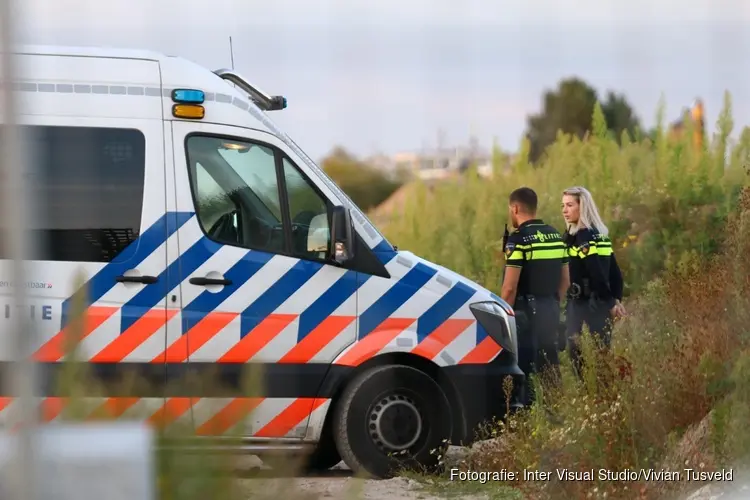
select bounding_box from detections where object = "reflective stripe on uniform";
[513,241,567,261]
[529,248,568,260]
[506,250,525,264]
[567,240,613,258]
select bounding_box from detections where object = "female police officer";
[560,186,625,372]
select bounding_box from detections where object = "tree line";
[320,77,677,212]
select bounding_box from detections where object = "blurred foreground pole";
[0,0,39,499]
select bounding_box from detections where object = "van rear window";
[0,125,146,263]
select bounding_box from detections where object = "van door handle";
[189,277,233,286]
[116,275,159,284]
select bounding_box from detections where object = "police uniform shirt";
[564,227,620,309]
[504,219,568,297]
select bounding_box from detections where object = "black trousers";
[514,296,561,405]
[565,298,614,374]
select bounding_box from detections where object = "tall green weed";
[378,93,750,499]
[463,184,750,500]
[380,93,750,296]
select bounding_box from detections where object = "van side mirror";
[330,205,354,264]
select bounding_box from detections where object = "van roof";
[14,44,176,62]
[11,44,269,101]
[12,43,286,135]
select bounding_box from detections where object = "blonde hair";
[562,186,609,236]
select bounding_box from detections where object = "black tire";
[333,364,452,479]
[303,433,342,473]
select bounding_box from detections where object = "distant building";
[367,143,519,228]
[366,142,495,181]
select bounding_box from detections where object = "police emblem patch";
[504,242,515,258]
[579,242,590,255]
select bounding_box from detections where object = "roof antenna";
[229,35,235,70]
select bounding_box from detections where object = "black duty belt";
[567,279,591,300]
[515,294,557,315]
[516,294,558,302]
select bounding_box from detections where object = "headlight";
[469,301,517,355]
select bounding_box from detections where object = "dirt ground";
[236,457,522,500]
[236,468,749,500]
[236,461,435,500]
[239,474,437,500]
[235,459,522,500]
[233,453,749,500]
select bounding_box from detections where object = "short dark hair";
[509,187,538,214]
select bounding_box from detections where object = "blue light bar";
[172,89,205,104]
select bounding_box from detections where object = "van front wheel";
[333,364,452,479]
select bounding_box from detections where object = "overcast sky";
[11,0,750,161]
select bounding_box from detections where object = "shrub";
[380,94,750,499]
[463,185,750,500]
[381,93,749,297]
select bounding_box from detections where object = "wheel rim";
[368,393,423,453]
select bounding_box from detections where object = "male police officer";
[500,187,569,405]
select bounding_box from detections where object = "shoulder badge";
[579,241,590,255]
[504,242,515,258]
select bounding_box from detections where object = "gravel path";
[234,459,496,500]
[239,474,439,500]
[234,453,750,499]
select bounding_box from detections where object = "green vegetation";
[321,147,405,213]
[525,77,643,163]
[378,93,750,499]
[400,469,525,499]
[382,92,748,296]
[460,189,750,499]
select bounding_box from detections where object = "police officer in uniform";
[560,186,625,374]
[501,187,570,405]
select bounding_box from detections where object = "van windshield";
[244,105,395,252]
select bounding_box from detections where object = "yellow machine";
[668,99,704,149]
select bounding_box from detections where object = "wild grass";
[458,187,750,500]
[382,93,749,297]
[380,94,750,499]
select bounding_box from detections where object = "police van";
[0,45,522,478]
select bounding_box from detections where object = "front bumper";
[442,348,525,445]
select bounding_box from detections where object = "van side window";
[282,158,330,261]
[0,125,146,262]
[185,135,286,253]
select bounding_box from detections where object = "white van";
[0,45,522,478]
